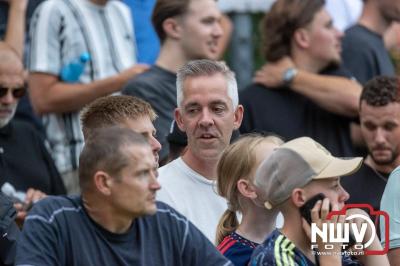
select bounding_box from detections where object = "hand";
[302,198,346,254]
[253,56,295,87]
[119,64,150,83]
[13,188,46,227]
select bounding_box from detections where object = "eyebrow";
[184,102,200,109]
[210,100,228,106]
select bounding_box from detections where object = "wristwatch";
[282,67,298,86]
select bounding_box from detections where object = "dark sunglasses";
[0,86,26,99]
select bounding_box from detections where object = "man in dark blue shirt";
[15,127,231,266]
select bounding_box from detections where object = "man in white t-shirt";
[157,59,244,242]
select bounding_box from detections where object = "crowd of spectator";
[1,0,400,265]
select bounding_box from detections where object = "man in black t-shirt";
[15,127,231,266]
[342,76,400,217]
[341,0,398,85]
[240,0,362,157]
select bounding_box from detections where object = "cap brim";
[314,157,363,179]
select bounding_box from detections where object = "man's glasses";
[0,86,26,99]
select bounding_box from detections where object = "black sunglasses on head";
[0,86,26,99]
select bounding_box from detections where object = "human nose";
[335,27,344,40]
[374,128,386,144]
[199,109,214,127]
[0,90,16,105]
[149,135,161,154]
[149,169,161,191]
[213,21,224,38]
[339,185,350,203]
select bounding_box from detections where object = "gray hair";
[176,60,239,108]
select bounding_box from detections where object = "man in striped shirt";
[28,0,148,194]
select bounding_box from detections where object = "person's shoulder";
[7,120,45,147]
[344,25,367,39]
[386,166,400,187]
[158,158,182,180]
[33,0,64,16]
[240,82,294,109]
[344,25,378,46]
[155,201,186,220]
[107,0,132,18]
[123,66,175,94]
[11,120,40,135]
[240,82,269,95]
[344,162,368,178]
[218,234,254,264]
[139,201,189,231]
[132,65,175,83]
[240,82,283,101]
[249,230,286,265]
[109,0,130,9]
[26,195,82,222]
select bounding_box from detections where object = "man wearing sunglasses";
[0,45,66,224]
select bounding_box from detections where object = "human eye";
[136,170,150,179]
[325,20,334,29]
[384,123,397,131]
[186,106,199,115]
[202,17,215,25]
[213,104,226,114]
[363,122,376,131]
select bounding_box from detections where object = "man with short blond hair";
[81,95,161,164]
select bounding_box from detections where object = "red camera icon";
[326,204,389,255]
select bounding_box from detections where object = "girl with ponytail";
[216,134,283,266]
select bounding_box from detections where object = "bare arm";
[4,0,28,59]
[387,248,400,266]
[350,123,366,148]
[29,64,149,114]
[254,57,362,117]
